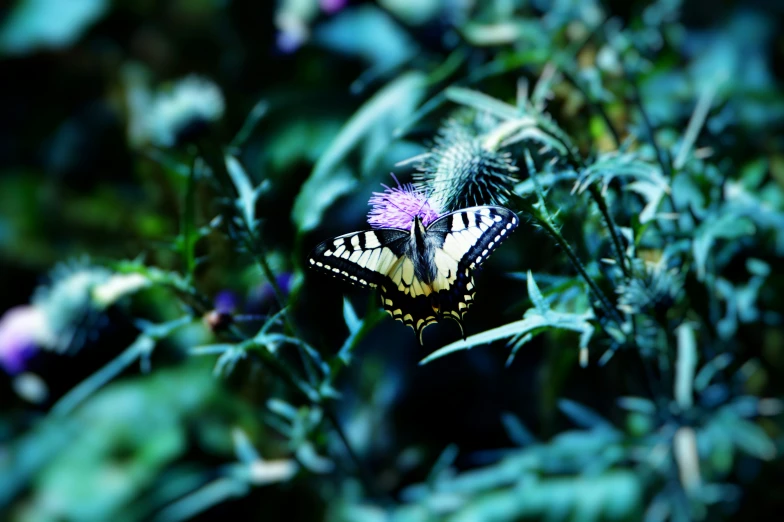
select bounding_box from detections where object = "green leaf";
[267,399,299,422]
[526,270,548,314]
[292,166,356,233]
[0,0,109,55]
[343,297,361,334]
[336,295,385,367]
[151,478,249,522]
[460,19,549,47]
[296,441,334,474]
[427,444,459,483]
[500,413,537,446]
[616,397,656,415]
[231,428,261,465]
[313,5,417,72]
[694,354,733,391]
[51,334,156,417]
[675,323,697,409]
[225,155,264,234]
[720,413,776,460]
[298,69,426,185]
[230,99,268,149]
[421,289,594,366]
[693,213,755,280]
[445,87,520,120]
[558,399,617,432]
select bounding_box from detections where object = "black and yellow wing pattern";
[308,206,518,343]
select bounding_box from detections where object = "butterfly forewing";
[308,228,408,288]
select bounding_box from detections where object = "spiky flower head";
[31,260,131,354]
[367,180,441,230]
[616,257,684,315]
[146,75,225,148]
[415,118,519,210]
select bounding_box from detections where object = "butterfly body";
[309,206,518,343]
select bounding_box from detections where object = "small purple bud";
[248,273,294,310]
[367,181,441,230]
[214,290,240,315]
[0,306,46,375]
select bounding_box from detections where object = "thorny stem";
[196,141,288,308]
[194,141,373,496]
[515,176,623,328]
[588,185,630,278]
[538,128,631,280]
[324,406,391,503]
[559,68,622,148]
[623,69,680,214]
[196,141,320,384]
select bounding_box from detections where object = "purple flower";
[251,273,294,305]
[367,180,441,230]
[320,0,347,14]
[214,290,240,315]
[0,306,47,375]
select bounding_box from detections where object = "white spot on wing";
[364,233,381,249]
[376,248,398,274]
[357,250,372,268]
[366,248,382,270]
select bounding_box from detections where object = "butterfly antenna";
[415,182,438,221]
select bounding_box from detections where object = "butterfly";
[308,206,519,344]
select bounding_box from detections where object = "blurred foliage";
[1,0,783,521]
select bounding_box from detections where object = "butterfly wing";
[423,205,519,334]
[308,206,518,344]
[308,228,409,288]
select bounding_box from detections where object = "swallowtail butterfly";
[308,206,518,343]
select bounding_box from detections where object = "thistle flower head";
[32,261,112,353]
[617,258,684,315]
[414,118,519,210]
[0,306,48,375]
[146,75,225,148]
[367,180,441,230]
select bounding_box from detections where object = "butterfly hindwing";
[414,206,519,338]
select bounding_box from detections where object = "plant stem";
[324,406,390,503]
[623,69,679,215]
[559,68,622,148]
[196,141,288,308]
[588,185,630,278]
[196,141,320,384]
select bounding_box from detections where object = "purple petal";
[367,182,441,230]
